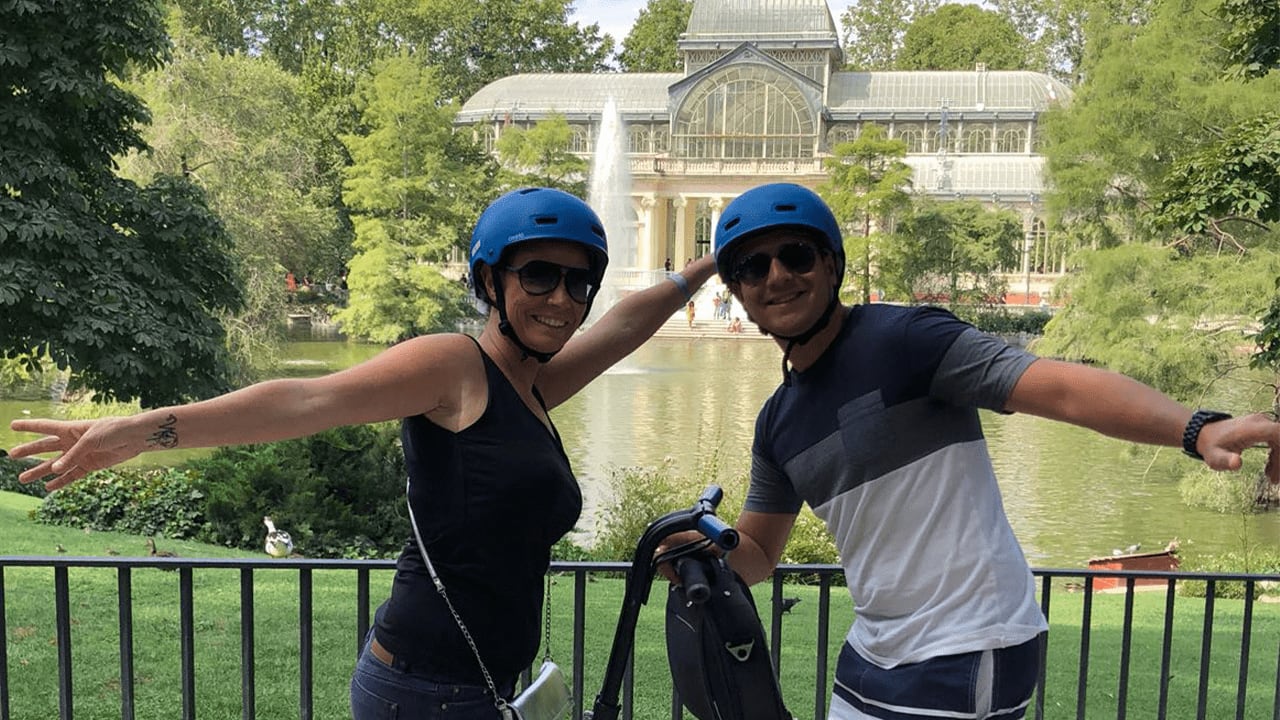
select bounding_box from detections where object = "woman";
[9,187,716,719]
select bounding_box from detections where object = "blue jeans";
[350,630,515,720]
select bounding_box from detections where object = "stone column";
[673,196,689,267]
[636,195,657,270]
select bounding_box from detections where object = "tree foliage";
[1036,244,1280,400]
[333,56,492,343]
[495,114,589,195]
[880,200,1023,304]
[619,0,693,72]
[388,0,616,100]
[839,0,941,70]
[117,21,350,378]
[0,0,245,406]
[898,4,1028,70]
[819,125,914,303]
[1218,0,1280,80]
[1153,113,1280,250]
[1040,0,1280,242]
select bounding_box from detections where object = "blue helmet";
[469,187,609,302]
[713,183,844,283]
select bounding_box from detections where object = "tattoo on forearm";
[147,414,179,449]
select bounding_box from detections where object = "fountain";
[586,97,649,318]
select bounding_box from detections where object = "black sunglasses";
[731,242,819,284]
[503,260,597,304]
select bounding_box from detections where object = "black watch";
[1182,410,1232,460]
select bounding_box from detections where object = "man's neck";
[775,304,848,373]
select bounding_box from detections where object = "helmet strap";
[488,266,600,364]
[490,269,557,364]
[771,287,840,386]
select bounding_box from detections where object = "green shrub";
[0,454,46,499]
[589,461,839,568]
[779,508,839,566]
[590,463,686,562]
[1180,549,1280,599]
[963,309,1052,336]
[187,423,408,558]
[33,467,204,537]
[1179,456,1269,514]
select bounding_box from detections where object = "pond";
[4,332,1278,568]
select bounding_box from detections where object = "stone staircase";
[650,311,772,341]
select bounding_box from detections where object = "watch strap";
[1182,410,1232,460]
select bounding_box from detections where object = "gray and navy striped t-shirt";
[746,304,1049,668]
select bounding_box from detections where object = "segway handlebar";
[587,485,737,720]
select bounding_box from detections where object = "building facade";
[456,0,1072,299]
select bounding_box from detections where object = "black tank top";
[375,338,582,683]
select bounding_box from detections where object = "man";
[711,183,1280,720]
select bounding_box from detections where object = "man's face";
[725,230,836,337]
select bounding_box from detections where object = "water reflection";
[4,334,1279,568]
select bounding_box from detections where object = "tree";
[897,4,1028,71]
[1035,245,1280,401]
[391,0,616,100]
[334,56,494,343]
[839,0,941,70]
[1153,113,1280,252]
[118,22,348,378]
[619,0,693,72]
[495,115,589,196]
[988,0,1149,80]
[881,201,1023,304]
[1040,0,1279,244]
[818,125,914,304]
[0,0,245,406]
[1219,0,1280,80]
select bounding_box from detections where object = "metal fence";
[2,557,1279,720]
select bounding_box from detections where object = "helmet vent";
[722,217,741,231]
[533,215,558,225]
[775,203,798,213]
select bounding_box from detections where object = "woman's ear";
[478,264,498,306]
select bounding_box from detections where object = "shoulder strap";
[405,479,513,717]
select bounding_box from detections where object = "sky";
[568,0,858,46]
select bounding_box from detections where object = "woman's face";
[492,241,595,353]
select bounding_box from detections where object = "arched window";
[653,127,670,153]
[476,124,496,153]
[895,124,926,153]
[961,126,991,153]
[826,124,859,148]
[569,126,590,154]
[628,125,650,154]
[996,126,1026,153]
[694,200,712,258]
[673,65,816,159]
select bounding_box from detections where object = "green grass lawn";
[4,489,1280,719]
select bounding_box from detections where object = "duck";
[146,537,177,557]
[264,516,294,558]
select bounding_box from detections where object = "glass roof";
[905,156,1047,196]
[685,0,838,40]
[828,71,1070,112]
[457,70,1070,122]
[457,73,680,121]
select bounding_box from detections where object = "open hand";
[8,417,141,491]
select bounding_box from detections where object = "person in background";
[9,187,717,720]
[695,182,1280,720]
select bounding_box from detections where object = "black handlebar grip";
[675,557,712,604]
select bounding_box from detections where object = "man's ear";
[726,281,744,302]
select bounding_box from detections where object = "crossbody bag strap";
[405,479,514,720]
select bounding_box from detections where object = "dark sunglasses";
[503,260,596,304]
[731,242,819,284]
